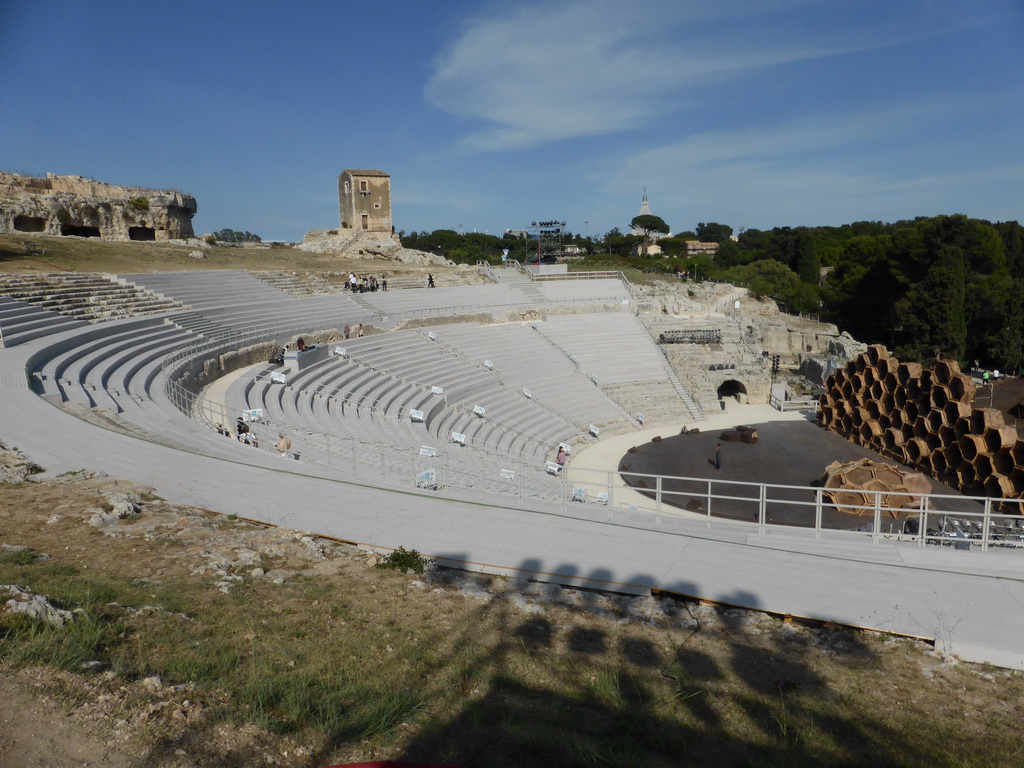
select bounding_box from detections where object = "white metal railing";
[565,465,1024,551]
[532,270,623,282]
[769,394,819,412]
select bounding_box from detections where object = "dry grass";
[0,233,417,276]
[2,472,1024,768]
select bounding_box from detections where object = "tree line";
[398,216,1024,372]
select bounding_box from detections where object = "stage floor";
[618,419,978,529]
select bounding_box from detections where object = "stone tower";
[338,169,391,233]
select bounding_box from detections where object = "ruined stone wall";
[0,172,197,242]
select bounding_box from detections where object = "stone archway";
[717,379,747,403]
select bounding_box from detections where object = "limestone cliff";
[0,172,196,242]
[298,229,453,266]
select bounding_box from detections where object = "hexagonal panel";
[973,453,994,482]
[983,426,1017,453]
[865,345,888,366]
[944,400,971,425]
[930,385,950,410]
[984,473,1015,499]
[970,408,1006,433]
[959,434,986,461]
[948,374,976,403]
[1011,442,1024,468]
[897,361,923,386]
[906,438,927,463]
[944,443,963,467]
[954,416,972,441]
[937,424,956,446]
[934,359,961,385]
[904,401,920,423]
[992,446,1015,475]
[954,460,976,489]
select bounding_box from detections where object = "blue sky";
[2,0,1022,241]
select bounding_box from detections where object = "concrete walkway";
[4,333,1024,669]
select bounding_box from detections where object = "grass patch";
[0,548,38,566]
[238,664,424,738]
[375,546,431,575]
[0,610,124,671]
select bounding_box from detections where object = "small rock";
[86,508,117,527]
[2,585,75,627]
[141,675,163,691]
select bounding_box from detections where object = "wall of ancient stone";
[0,172,197,242]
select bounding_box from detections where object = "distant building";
[631,242,663,257]
[684,241,719,258]
[338,169,391,233]
[630,192,670,242]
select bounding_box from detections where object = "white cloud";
[595,97,1024,228]
[425,0,958,151]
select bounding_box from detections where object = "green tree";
[898,245,967,363]
[695,222,733,243]
[794,230,821,284]
[715,238,744,268]
[213,228,261,243]
[630,214,669,256]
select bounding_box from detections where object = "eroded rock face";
[0,172,196,242]
[297,229,453,265]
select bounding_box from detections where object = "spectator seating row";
[0,272,188,347]
[0,295,88,347]
[17,273,699,495]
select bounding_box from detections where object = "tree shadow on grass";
[301,560,963,768]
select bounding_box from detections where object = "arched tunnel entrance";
[717,379,747,402]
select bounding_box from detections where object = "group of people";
[230,417,259,448]
[221,417,292,457]
[347,273,387,293]
[342,323,364,340]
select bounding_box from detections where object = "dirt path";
[0,670,137,768]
